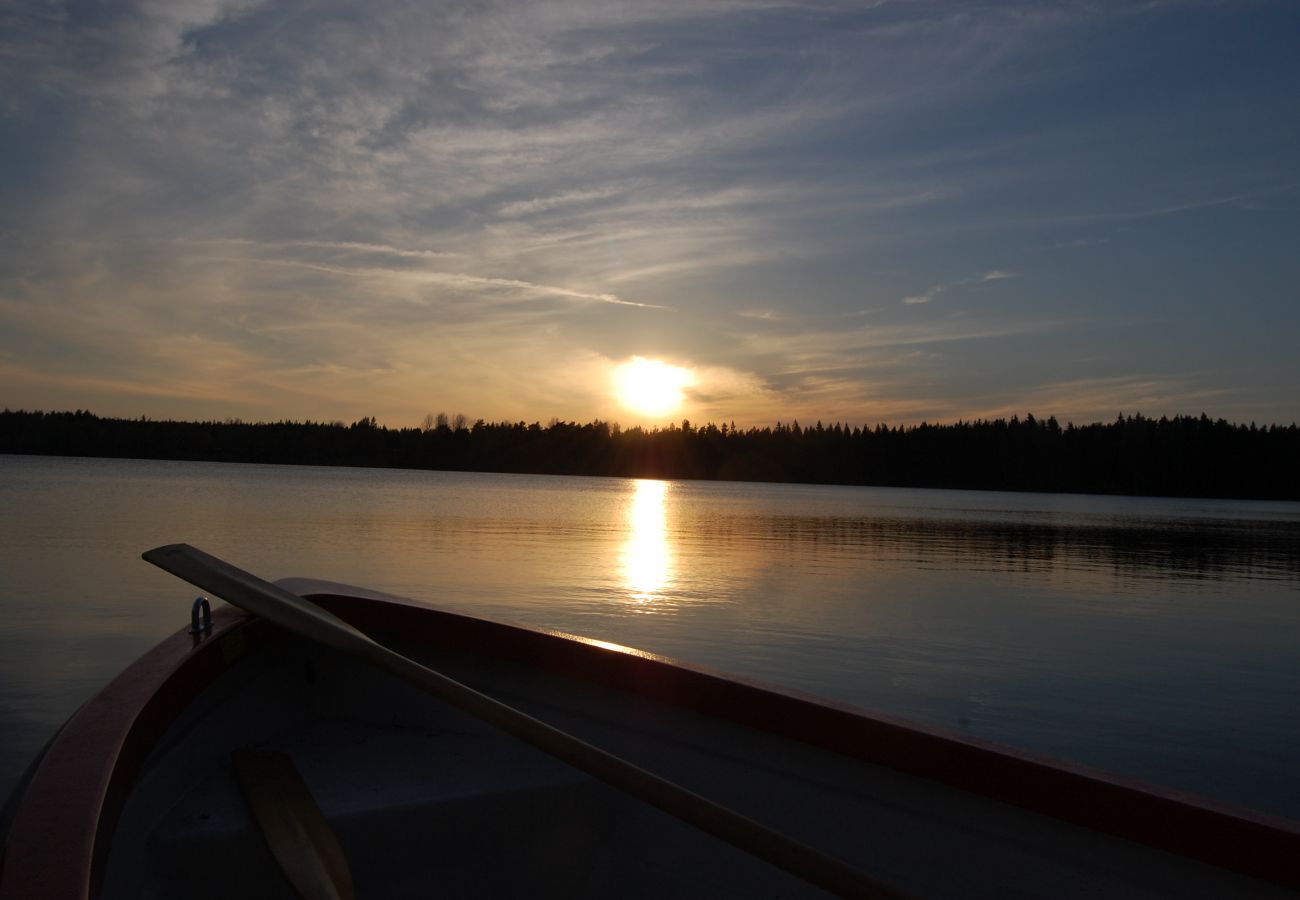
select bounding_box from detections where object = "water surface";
[1,455,1297,819]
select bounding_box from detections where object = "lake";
[1,454,1298,821]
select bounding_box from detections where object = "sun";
[613,357,694,418]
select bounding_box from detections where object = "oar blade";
[233,749,356,900]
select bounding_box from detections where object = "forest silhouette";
[2,408,1297,501]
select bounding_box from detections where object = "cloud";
[498,187,625,218]
[962,374,1241,427]
[190,245,667,308]
[1053,237,1109,249]
[901,268,1014,305]
[231,240,464,260]
[2,0,1296,428]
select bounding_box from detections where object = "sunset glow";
[613,358,694,419]
[1,2,1296,428]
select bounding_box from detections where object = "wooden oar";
[143,543,911,900]
[232,749,355,900]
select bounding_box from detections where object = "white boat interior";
[96,582,1292,899]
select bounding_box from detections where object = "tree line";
[2,408,1297,500]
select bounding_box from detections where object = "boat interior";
[96,588,1293,899]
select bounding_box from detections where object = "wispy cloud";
[190,246,666,308]
[963,374,1242,427]
[901,269,1016,305]
[199,239,465,260]
[498,187,625,218]
[1053,237,1109,249]
[2,0,1296,426]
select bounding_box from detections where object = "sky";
[2,0,1297,429]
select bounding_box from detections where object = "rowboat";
[1,546,1296,899]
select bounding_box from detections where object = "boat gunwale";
[1,583,1298,898]
[0,603,271,899]
[297,586,1300,893]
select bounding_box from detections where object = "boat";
[1,544,1296,899]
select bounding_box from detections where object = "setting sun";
[613,357,694,418]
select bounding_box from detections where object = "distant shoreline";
[3,408,1298,502]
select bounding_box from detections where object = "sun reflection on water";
[622,479,672,604]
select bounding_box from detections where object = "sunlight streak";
[621,479,672,605]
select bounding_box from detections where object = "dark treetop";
[2,409,1297,501]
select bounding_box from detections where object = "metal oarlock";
[190,596,212,634]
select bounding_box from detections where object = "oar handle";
[143,544,912,900]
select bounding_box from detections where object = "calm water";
[2,455,1298,820]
